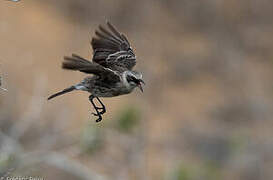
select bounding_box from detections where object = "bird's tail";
[48,86,76,100]
[62,54,93,71]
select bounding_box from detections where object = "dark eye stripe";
[127,75,139,84]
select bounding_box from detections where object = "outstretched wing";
[91,22,136,70]
[63,54,120,83]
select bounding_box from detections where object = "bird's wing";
[62,54,120,83]
[91,22,136,70]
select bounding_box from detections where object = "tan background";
[1,0,273,179]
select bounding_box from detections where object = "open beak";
[139,79,145,85]
[137,79,145,93]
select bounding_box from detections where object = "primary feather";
[91,22,136,70]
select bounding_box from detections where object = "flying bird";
[48,22,144,122]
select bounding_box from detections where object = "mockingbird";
[48,22,144,122]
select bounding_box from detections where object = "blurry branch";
[21,152,107,180]
[0,130,23,155]
[4,0,21,2]
[0,128,108,180]
[0,167,15,180]
[0,76,108,180]
[0,76,7,91]
[9,77,46,141]
[0,129,23,177]
[0,87,7,91]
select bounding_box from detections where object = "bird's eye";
[126,76,134,82]
[127,76,139,84]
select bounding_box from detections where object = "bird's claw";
[89,96,105,123]
[95,117,102,122]
[92,107,106,115]
[91,112,103,122]
[98,108,106,114]
[92,112,99,116]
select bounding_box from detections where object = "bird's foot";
[89,95,105,122]
[95,116,102,122]
[92,112,99,116]
[92,110,105,116]
[91,110,104,122]
[91,112,103,122]
[97,107,106,114]
[92,107,106,115]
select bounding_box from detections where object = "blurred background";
[1,0,273,179]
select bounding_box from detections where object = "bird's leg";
[89,95,102,122]
[90,97,106,116]
[95,97,106,115]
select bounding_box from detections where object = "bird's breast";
[91,83,134,97]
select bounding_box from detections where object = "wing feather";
[91,22,136,70]
[106,22,124,41]
[99,25,123,44]
[62,54,120,82]
[95,30,121,45]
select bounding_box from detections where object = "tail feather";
[62,54,92,71]
[48,86,76,100]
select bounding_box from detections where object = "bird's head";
[124,71,145,92]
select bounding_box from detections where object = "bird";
[48,22,144,122]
